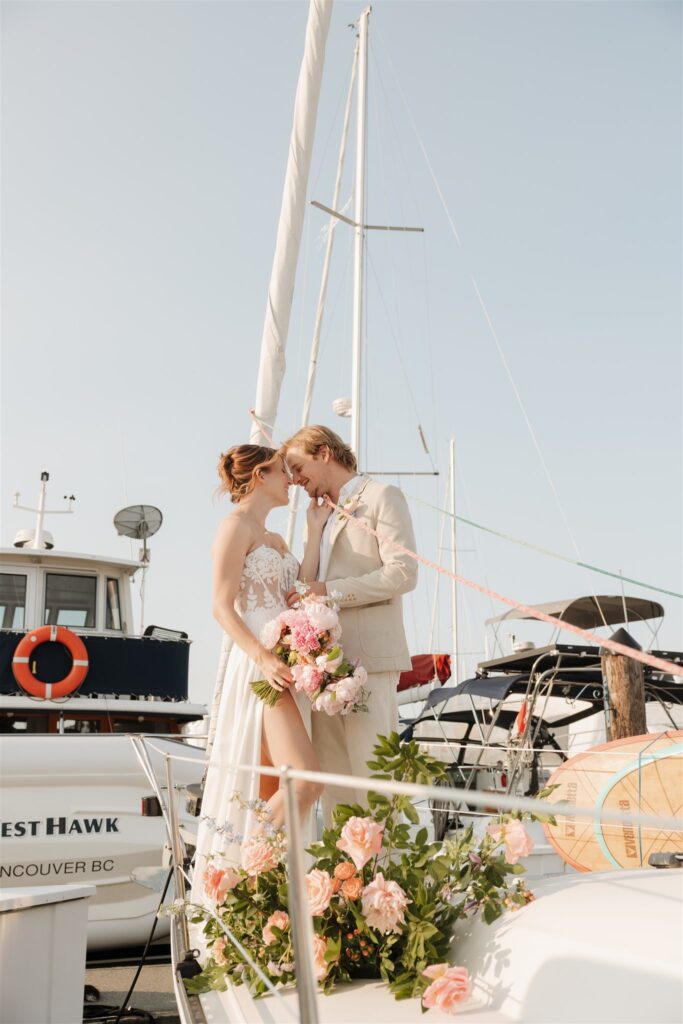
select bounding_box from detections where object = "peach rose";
[336,817,384,870]
[241,836,278,875]
[263,910,290,946]
[306,868,335,916]
[203,863,241,902]
[360,872,410,934]
[487,818,534,865]
[333,861,356,881]
[312,934,332,982]
[422,964,471,1012]
[341,876,363,900]
[212,937,229,967]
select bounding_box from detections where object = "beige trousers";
[311,671,399,826]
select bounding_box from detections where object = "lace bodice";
[236,544,299,620]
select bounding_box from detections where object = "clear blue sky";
[2,1,681,703]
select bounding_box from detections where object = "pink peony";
[292,663,324,696]
[332,675,361,703]
[487,818,534,865]
[313,688,344,715]
[289,617,321,656]
[241,836,278,875]
[316,647,344,674]
[361,872,410,934]
[305,602,339,632]
[312,934,331,981]
[422,965,471,1012]
[263,910,289,945]
[306,868,335,916]
[260,617,284,650]
[212,937,229,967]
[203,863,241,902]
[336,816,384,870]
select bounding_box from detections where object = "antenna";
[113,505,163,631]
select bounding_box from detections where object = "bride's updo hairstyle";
[217,445,279,503]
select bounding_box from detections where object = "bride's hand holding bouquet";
[250,586,368,715]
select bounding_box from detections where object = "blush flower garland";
[173,734,552,1013]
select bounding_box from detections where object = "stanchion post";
[281,766,320,1024]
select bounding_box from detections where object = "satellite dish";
[114,505,162,568]
[114,505,163,540]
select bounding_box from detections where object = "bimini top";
[486,595,665,630]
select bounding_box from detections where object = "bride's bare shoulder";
[213,512,254,556]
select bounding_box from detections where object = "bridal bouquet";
[179,734,547,1011]
[250,588,368,714]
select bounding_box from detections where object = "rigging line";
[366,248,435,469]
[370,35,439,469]
[375,33,610,631]
[402,490,683,600]
[327,498,683,678]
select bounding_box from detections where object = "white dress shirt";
[318,475,361,581]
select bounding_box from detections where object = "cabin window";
[43,573,97,628]
[0,573,27,629]
[0,713,49,733]
[106,578,122,631]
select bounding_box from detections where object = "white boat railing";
[129,735,683,1024]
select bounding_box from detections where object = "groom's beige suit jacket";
[322,476,417,671]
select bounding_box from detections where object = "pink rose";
[336,817,384,870]
[422,965,471,1012]
[260,617,284,650]
[487,818,534,865]
[241,837,278,875]
[360,872,410,934]
[306,868,335,916]
[203,863,241,902]
[212,937,229,966]
[263,910,289,945]
[312,934,331,981]
[305,602,339,632]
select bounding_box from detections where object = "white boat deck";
[185,869,683,1024]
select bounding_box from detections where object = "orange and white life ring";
[12,625,89,699]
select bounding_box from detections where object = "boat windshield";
[0,573,26,630]
[43,573,96,628]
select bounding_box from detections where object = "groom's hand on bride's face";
[285,581,327,607]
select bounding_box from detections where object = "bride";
[191,444,330,903]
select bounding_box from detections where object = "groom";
[282,425,417,824]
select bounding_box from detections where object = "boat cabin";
[0,544,203,736]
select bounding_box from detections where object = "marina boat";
[402,594,683,845]
[0,473,206,949]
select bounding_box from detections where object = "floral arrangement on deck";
[250,587,368,714]
[178,734,552,1013]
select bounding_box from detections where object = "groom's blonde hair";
[281,425,357,472]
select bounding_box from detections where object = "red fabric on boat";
[397,654,451,692]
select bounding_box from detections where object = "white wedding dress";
[191,544,312,905]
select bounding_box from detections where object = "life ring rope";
[11,625,89,699]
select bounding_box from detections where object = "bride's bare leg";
[261,691,322,829]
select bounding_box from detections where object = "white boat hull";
[0,734,204,950]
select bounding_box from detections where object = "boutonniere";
[337,495,362,522]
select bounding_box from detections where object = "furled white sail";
[249,0,333,446]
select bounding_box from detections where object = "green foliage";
[184,733,536,1008]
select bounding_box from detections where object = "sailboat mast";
[351,6,370,463]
